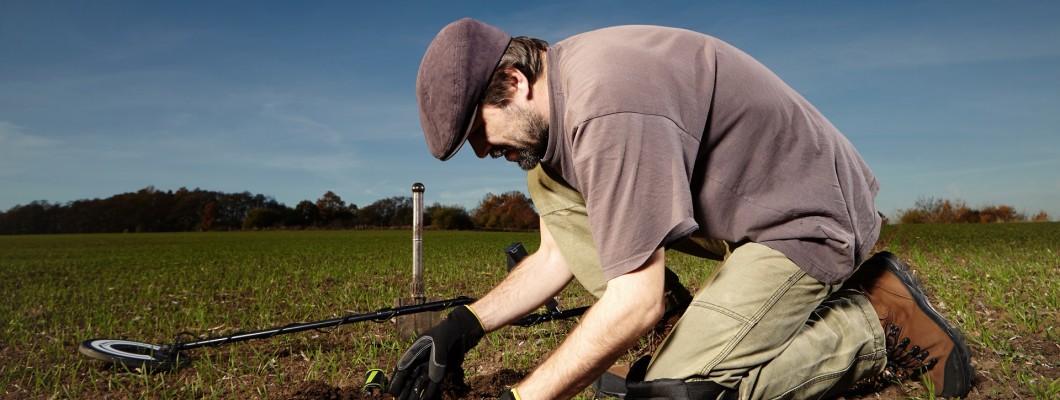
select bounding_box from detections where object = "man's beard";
[489,104,549,171]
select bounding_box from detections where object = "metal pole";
[173,297,474,351]
[411,183,425,303]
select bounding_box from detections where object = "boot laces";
[885,323,939,376]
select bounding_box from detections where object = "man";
[390,18,975,400]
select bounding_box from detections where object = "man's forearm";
[470,248,573,331]
[470,219,574,332]
[515,248,667,399]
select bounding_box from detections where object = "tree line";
[3,190,1050,235]
[895,197,1051,224]
[0,187,539,235]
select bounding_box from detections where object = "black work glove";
[389,305,485,400]
[498,388,518,399]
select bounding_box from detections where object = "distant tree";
[200,201,218,231]
[979,204,1023,223]
[0,201,58,234]
[358,196,413,227]
[316,191,353,226]
[0,187,297,234]
[168,188,212,231]
[347,203,361,226]
[244,207,284,229]
[211,192,277,229]
[897,196,1030,224]
[293,200,320,227]
[426,203,474,230]
[472,191,538,230]
[1031,210,1051,222]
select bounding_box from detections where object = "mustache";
[489,147,512,159]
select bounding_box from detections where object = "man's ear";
[505,67,534,104]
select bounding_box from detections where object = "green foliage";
[314,191,353,225]
[876,222,1060,398]
[0,188,547,233]
[357,196,413,227]
[0,187,284,234]
[0,230,543,398]
[242,208,285,230]
[896,196,1047,224]
[471,191,539,230]
[427,203,475,230]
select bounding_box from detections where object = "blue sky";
[2,1,1058,220]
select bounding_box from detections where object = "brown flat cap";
[417,18,512,160]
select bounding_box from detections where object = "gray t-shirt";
[542,25,881,284]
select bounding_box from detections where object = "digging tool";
[395,182,438,337]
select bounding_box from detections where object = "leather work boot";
[847,252,975,398]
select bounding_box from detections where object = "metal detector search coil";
[79,339,189,371]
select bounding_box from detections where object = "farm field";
[1,224,1057,399]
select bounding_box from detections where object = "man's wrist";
[446,305,486,344]
[499,387,522,400]
[463,305,486,331]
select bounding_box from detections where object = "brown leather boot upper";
[848,252,975,398]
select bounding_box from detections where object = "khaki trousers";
[526,165,887,400]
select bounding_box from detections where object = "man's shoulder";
[550,26,717,136]
[559,25,714,46]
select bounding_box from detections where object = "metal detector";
[79,296,477,371]
[79,242,587,371]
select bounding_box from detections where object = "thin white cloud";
[258,102,344,144]
[0,121,60,149]
[253,152,362,175]
[0,122,62,177]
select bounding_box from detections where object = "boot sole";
[875,252,975,397]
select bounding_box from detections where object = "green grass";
[874,223,1060,399]
[0,231,536,399]
[1,224,1057,399]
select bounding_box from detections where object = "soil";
[278,369,525,400]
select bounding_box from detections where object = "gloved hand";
[389,305,485,400]
[498,388,518,399]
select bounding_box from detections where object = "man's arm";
[470,218,575,332]
[515,247,667,399]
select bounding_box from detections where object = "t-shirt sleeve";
[572,112,700,280]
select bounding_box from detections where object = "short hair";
[482,36,549,107]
